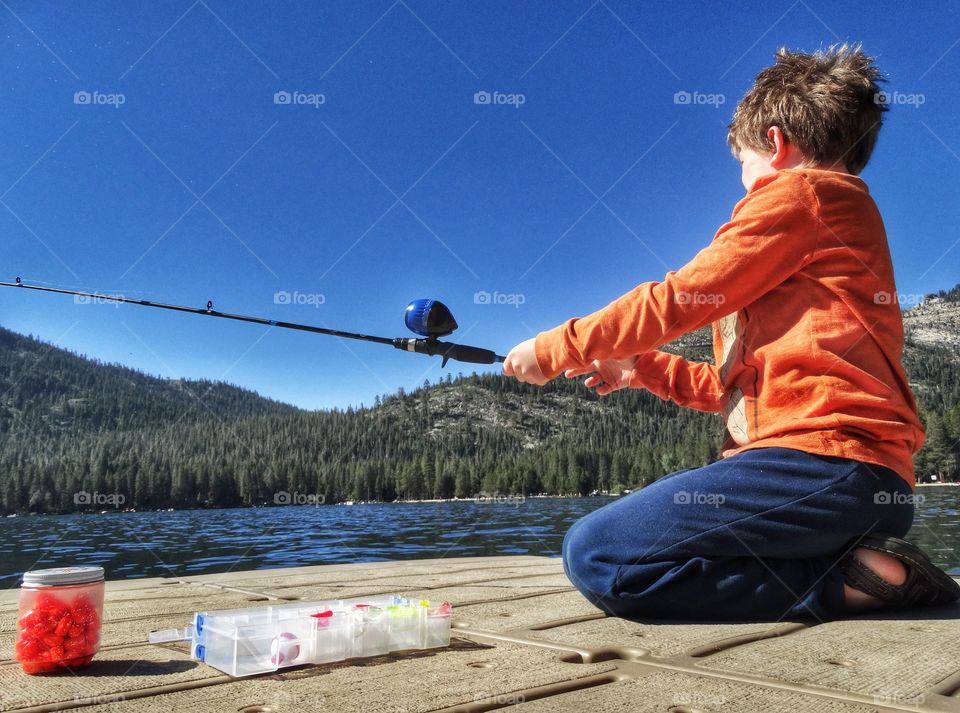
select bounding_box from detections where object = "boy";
[503,45,959,621]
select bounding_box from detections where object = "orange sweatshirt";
[535,169,924,486]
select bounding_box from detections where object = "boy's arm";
[628,351,723,413]
[534,171,819,378]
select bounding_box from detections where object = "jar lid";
[22,566,104,587]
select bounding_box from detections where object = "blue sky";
[1,1,958,410]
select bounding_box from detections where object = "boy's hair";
[727,44,886,174]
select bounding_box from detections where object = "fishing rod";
[0,277,506,367]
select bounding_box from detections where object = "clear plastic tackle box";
[152,595,452,677]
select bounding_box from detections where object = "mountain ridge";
[1,286,958,513]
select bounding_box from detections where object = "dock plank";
[452,591,603,631]
[505,669,906,713]
[74,643,617,713]
[696,609,960,701]
[0,645,212,711]
[515,616,795,659]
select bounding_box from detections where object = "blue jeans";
[562,447,914,621]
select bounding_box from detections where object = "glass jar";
[15,566,105,674]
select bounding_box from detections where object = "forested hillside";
[1,287,958,513]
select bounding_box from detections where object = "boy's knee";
[562,516,615,596]
[561,521,584,576]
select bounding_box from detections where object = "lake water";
[2,487,959,588]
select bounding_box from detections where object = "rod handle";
[393,338,505,365]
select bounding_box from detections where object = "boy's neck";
[790,158,851,175]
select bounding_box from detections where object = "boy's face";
[736,146,777,191]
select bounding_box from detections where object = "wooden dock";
[2,556,960,712]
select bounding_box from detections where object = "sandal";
[842,533,960,609]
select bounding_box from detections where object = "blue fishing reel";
[404,299,458,338]
[397,298,502,366]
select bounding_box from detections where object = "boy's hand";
[565,356,637,396]
[503,338,549,385]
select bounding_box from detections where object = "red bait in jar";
[15,566,105,674]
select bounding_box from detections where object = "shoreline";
[1,492,619,518]
[8,484,960,517]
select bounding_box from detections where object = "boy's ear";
[767,126,790,167]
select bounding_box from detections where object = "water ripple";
[2,490,958,587]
